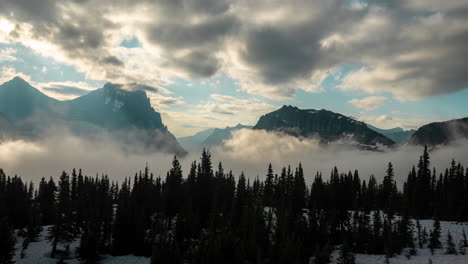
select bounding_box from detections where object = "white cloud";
[0,48,17,62]
[349,96,388,110]
[162,94,277,137]
[403,0,468,11]
[0,67,32,84]
[358,114,431,130]
[0,0,467,102]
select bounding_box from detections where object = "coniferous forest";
[1,146,468,264]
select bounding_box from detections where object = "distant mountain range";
[366,125,416,144]
[204,124,252,146]
[0,77,185,155]
[2,77,466,153]
[409,118,468,146]
[179,106,397,151]
[177,128,214,151]
[178,124,251,151]
[179,105,468,150]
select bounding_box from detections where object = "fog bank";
[1,128,467,185]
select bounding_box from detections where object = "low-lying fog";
[1,128,467,185]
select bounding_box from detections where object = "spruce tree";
[337,241,355,264]
[48,171,75,258]
[264,164,275,207]
[314,242,332,264]
[458,239,466,255]
[428,219,441,254]
[0,219,16,264]
[77,225,99,263]
[445,231,457,255]
[382,162,397,215]
[416,219,423,248]
[292,163,307,216]
[164,156,184,219]
[462,228,468,247]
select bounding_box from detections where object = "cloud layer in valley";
[1,128,467,187]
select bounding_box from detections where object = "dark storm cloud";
[0,0,58,22]
[146,15,238,50]
[0,0,127,82]
[156,0,231,16]
[101,56,125,66]
[169,51,221,78]
[240,26,322,85]
[1,0,467,99]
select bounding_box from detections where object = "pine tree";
[416,219,423,248]
[264,164,275,207]
[337,241,355,264]
[458,239,466,255]
[384,254,390,264]
[314,242,332,264]
[292,163,307,216]
[77,224,99,263]
[462,228,468,247]
[382,162,397,215]
[446,231,457,255]
[164,156,184,219]
[422,227,429,246]
[48,171,75,258]
[428,219,441,254]
[0,219,16,264]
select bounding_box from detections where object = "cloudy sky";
[0,0,467,137]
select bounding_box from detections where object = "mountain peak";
[6,76,31,87]
[280,105,299,110]
[254,105,395,147]
[410,117,468,146]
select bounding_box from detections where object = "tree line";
[0,146,468,263]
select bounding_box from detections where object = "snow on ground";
[13,227,149,264]
[12,220,468,264]
[330,220,468,264]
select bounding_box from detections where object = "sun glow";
[0,18,14,34]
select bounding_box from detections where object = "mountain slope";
[178,128,215,151]
[409,118,468,146]
[0,77,59,122]
[0,77,185,155]
[66,83,166,130]
[254,105,395,147]
[0,112,14,140]
[203,124,252,146]
[367,125,416,144]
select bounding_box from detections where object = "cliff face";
[0,77,186,155]
[254,105,395,147]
